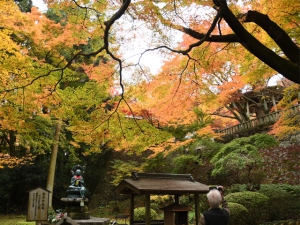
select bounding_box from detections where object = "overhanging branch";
[237,10,300,65]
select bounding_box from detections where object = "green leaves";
[110,159,141,186]
[210,134,278,188]
[172,155,202,174]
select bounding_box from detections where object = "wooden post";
[145,193,151,225]
[130,194,134,225]
[272,95,278,111]
[46,120,62,209]
[246,101,250,118]
[194,193,200,225]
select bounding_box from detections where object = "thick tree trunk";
[238,10,300,65]
[218,1,300,84]
[8,131,16,156]
[172,1,300,84]
[46,120,62,210]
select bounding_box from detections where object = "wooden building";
[114,172,209,225]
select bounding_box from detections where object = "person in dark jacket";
[199,186,230,225]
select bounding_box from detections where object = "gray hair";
[207,189,222,208]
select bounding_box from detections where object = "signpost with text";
[27,187,50,223]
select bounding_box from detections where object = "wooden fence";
[215,104,300,135]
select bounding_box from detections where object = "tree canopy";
[117,0,300,134]
[1,0,299,159]
[88,0,300,83]
[0,0,171,160]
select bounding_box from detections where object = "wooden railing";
[215,104,300,135]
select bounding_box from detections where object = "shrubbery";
[260,145,300,185]
[225,191,269,225]
[211,133,278,189]
[258,184,300,221]
[225,184,300,224]
[227,202,248,225]
[134,207,158,221]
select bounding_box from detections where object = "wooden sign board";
[27,187,50,221]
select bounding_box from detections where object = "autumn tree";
[0,0,169,210]
[1,0,174,161]
[85,0,299,84]
[4,0,298,152]
[13,0,297,135]
[1,0,111,208]
[167,0,300,83]
[2,0,297,154]
[115,0,299,136]
[0,2,54,156]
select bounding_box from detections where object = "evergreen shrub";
[227,184,247,193]
[258,184,300,221]
[227,202,248,225]
[225,191,269,225]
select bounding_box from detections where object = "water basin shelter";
[114,172,209,225]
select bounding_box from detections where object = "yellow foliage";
[0,153,35,169]
[147,139,194,157]
[196,126,222,139]
[150,195,173,203]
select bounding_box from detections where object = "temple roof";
[114,172,209,195]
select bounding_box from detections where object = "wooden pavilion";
[114,172,209,225]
